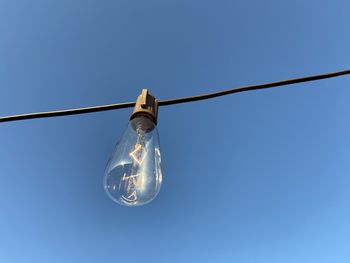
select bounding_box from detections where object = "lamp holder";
[129,89,158,124]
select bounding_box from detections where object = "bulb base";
[130,89,158,124]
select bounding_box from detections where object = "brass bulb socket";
[129,89,158,125]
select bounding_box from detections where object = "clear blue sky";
[1,1,350,262]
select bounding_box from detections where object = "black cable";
[158,69,350,106]
[1,69,349,123]
[0,102,136,123]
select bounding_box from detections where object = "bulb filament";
[120,143,147,204]
[129,143,146,165]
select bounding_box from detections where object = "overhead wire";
[0,69,349,123]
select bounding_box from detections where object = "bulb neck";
[130,89,158,125]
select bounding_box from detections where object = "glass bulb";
[103,116,162,207]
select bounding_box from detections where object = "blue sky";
[1,0,350,262]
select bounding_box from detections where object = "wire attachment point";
[130,89,158,124]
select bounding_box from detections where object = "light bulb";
[103,90,162,207]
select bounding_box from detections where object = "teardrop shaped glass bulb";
[103,116,162,207]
